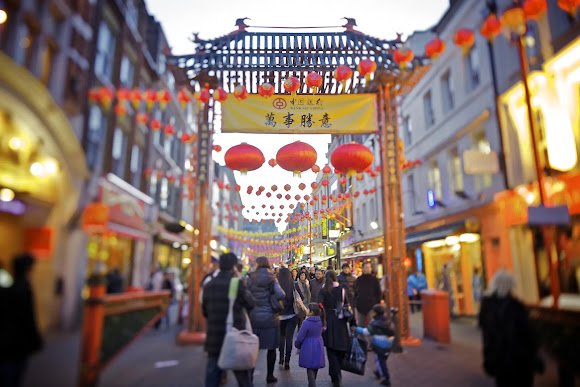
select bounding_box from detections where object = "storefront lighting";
[209,239,218,250]
[183,257,191,265]
[194,229,200,235]
[29,162,45,177]
[8,137,24,151]
[0,10,7,25]
[445,236,459,246]
[451,244,461,252]
[423,239,445,249]
[184,224,193,232]
[172,242,180,248]
[459,233,480,243]
[0,188,15,202]
[370,221,379,230]
[43,158,59,175]
[181,245,188,251]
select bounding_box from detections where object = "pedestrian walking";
[337,263,356,307]
[202,253,254,387]
[295,303,326,387]
[310,268,325,303]
[356,304,396,386]
[106,267,124,294]
[297,271,311,305]
[277,267,304,370]
[354,262,382,326]
[247,256,285,384]
[309,266,316,280]
[0,254,43,387]
[479,270,542,387]
[406,271,419,314]
[291,268,299,282]
[319,270,351,387]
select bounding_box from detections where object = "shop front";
[342,236,384,276]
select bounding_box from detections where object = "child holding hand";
[356,304,396,386]
[294,303,326,387]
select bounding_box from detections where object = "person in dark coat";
[247,256,285,384]
[277,267,304,370]
[0,253,43,387]
[309,269,324,303]
[295,303,326,387]
[479,270,540,387]
[337,263,356,307]
[320,270,351,387]
[106,267,124,294]
[202,253,255,387]
[354,262,382,326]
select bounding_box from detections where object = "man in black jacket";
[202,253,255,387]
[354,262,382,327]
[337,263,356,307]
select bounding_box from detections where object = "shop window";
[111,127,127,178]
[428,160,443,202]
[95,22,116,82]
[130,144,143,189]
[119,55,135,88]
[402,115,412,146]
[441,70,454,113]
[149,174,158,199]
[86,106,106,170]
[448,148,464,193]
[465,46,480,91]
[423,90,435,128]
[160,177,168,209]
[474,131,493,191]
[406,174,416,214]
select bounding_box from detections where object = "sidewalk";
[23,313,559,386]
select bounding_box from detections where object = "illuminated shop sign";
[0,200,26,215]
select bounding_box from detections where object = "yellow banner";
[221,94,377,134]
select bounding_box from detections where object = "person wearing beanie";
[202,253,255,387]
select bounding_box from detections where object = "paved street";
[24,313,560,387]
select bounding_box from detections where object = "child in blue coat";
[295,303,326,387]
[356,304,396,386]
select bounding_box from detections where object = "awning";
[342,247,384,260]
[405,221,464,245]
[158,229,187,244]
[108,222,150,240]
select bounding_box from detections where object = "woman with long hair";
[247,257,285,384]
[319,270,351,387]
[291,268,299,282]
[277,267,304,370]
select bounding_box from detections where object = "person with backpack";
[294,303,326,387]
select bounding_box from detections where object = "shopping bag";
[218,278,259,370]
[340,334,367,375]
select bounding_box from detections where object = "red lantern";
[130,89,142,109]
[247,186,253,194]
[305,72,322,94]
[136,113,148,126]
[393,48,414,69]
[523,0,547,19]
[271,185,278,192]
[150,119,161,131]
[311,182,318,190]
[298,183,306,190]
[284,184,291,192]
[224,143,265,174]
[330,143,374,176]
[98,87,113,110]
[266,192,272,198]
[453,29,475,54]
[177,89,192,109]
[277,193,283,199]
[304,195,310,201]
[276,141,318,176]
[294,195,301,201]
[214,87,228,102]
[88,88,100,104]
[213,145,222,152]
[334,65,353,90]
[283,77,300,94]
[357,59,377,81]
[258,82,275,98]
[285,194,291,200]
[353,191,360,198]
[268,159,277,168]
[114,102,127,118]
[181,133,193,143]
[164,124,175,136]
[557,0,580,16]
[144,89,158,110]
[198,88,211,104]
[480,14,501,41]
[116,88,130,102]
[311,165,320,173]
[158,90,171,110]
[258,186,265,192]
[322,165,332,175]
[234,185,241,192]
[425,38,446,59]
[233,85,249,100]
[321,179,329,187]
[339,177,347,185]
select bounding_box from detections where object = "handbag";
[341,333,368,375]
[336,287,354,320]
[269,280,284,313]
[218,278,259,370]
[293,285,309,319]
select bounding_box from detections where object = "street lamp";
[370,220,379,230]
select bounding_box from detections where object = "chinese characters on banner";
[221,94,377,134]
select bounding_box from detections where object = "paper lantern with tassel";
[557,0,580,16]
[357,59,376,82]
[258,82,275,98]
[224,143,265,174]
[334,65,353,90]
[523,0,547,19]
[480,14,502,41]
[158,90,171,110]
[130,88,142,109]
[330,143,374,176]
[425,37,446,59]
[453,29,475,54]
[283,77,300,95]
[393,48,414,69]
[305,72,322,94]
[233,85,249,100]
[214,87,228,102]
[177,89,192,109]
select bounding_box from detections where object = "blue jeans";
[375,352,390,382]
[205,356,253,387]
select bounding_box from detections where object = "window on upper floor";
[474,131,493,191]
[130,144,143,189]
[119,55,135,88]
[86,105,106,170]
[448,148,464,193]
[111,127,128,179]
[13,23,36,68]
[126,0,139,31]
[423,90,435,128]
[466,46,480,90]
[95,22,116,82]
[160,177,169,209]
[406,174,416,214]
[428,160,443,202]
[402,115,412,146]
[149,174,158,198]
[441,70,454,113]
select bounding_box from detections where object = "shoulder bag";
[269,279,284,313]
[218,278,259,370]
[293,284,309,319]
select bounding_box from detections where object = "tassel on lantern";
[144,89,158,111]
[130,88,142,110]
[357,59,377,83]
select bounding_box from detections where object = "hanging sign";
[221,94,377,134]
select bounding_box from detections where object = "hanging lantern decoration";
[284,184,291,192]
[453,29,476,54]
[233,85,249,100]
[258,82,275,98]
[294,195,301,201]
[393,48,414,69]
[321,179,329,187]
[357,59,377,82]
[214,87,228,102]
[501,6,527,36]
[130,88,142,109]
[339,177,347,185]
[311,165,320,173]
[177,89,192,109]
[266,192,272,198]
[116,88,130,102]
[136,113,149,126]
[480,14,502,41]
[247,186,253,194]
[276,141,318,176]
[88,88,101,104]
[311,182,318,190]
[164,124,175,136]
[271,185,278,192]
[298,183,306,190]
[305,72,323,94]
[285,194,291,200]
[334,65,353,90]
[277,193,283,199]
[353,191,360,198]
[181,133,193,144]
[212,145,222,152]
[144,89,158,111]
[158,90,171,110]
[268,159,277,168]
[523,0,547,19]
[425,37,446,60]
[330,143,374,176]
[356,173,364,181]
[234,185,241,192]
[322,165,332,175]
[198,88,211,104]
[98,87,114,110]
[224,143,265,174]
[150,119,161,131]
[283,77,300,95]
[114,102,127,118]
[557,0,580,16]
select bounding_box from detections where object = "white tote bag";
[218,278,259,370]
